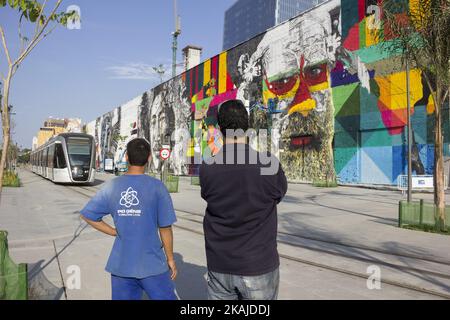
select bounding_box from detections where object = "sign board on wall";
[412,176,434,189]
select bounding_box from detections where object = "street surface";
[1,169,450,300]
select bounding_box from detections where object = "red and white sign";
[160,148,171,160]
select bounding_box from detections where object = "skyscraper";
[223,0,326,50]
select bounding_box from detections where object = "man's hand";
[159,226,176,280]
[81,215,117,237]
[167,259,177,280]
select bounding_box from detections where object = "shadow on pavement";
[141,253,207,300]
[174,253,207,300]
[279,214,450,295]
[26,221,88,300]
[27,260,64,300]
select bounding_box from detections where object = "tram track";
[173,223,450,299]
[174,211,450,279]
[65,183,450,299]
[174,208,450,267]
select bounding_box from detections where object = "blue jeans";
[207,268,279,300]
[111,271,177,300]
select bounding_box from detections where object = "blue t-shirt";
[80,175,177,279]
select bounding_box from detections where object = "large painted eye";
[306,66,323,78]
[304,63,327,86]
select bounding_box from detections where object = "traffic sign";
[160,148,171,160]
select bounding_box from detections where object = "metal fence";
[0,231,27,300]
[399,200,450,229]
[397,175,448,194]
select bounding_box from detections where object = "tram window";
[44,148,48,167]
[48,145,55,168]
[54,144,67,169]
[67,138,91,167]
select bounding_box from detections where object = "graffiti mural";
[87,0,449,185]
[334,0,445,185]
[86,97,139,171]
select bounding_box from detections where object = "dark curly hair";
[218,100,249,138]
[126,138,150,166]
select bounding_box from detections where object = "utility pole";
[172,0,181,78]
[406,52,412,202]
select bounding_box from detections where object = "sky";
[0,0,236,148]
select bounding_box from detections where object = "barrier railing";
[399,200,449,230]
[0,231,27,300]
[397,175,448,194]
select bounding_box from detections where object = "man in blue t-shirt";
[80,138,177,300]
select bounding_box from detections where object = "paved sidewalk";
[1,169,449,299]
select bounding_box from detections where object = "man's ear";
[125,154,129,162]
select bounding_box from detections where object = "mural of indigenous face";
[87,0,446,186]
[138,91,152,143]
[171,78,193,175]
[242,2,342,182]
[149,92,164,172]
[148,84,177,173]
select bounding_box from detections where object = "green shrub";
[191,176,200,186]
[313,180,338,188]
[2,171,20,187]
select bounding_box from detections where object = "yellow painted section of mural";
[426,94,435,114]
[288,99,316,116]
[375,69,423,110]
[203,59,211,87]
[262,78,300,103]
[409,0,430,31]
[309,80,330,93]
[365,16,378,47]
[219,52,227,94]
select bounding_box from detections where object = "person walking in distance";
[200,99,288,300]
[80,138,178,300]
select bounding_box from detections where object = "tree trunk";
[433,87,446,231]
[0,70,12,203]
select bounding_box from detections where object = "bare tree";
[0,0,77,200]
[379,0,450,230]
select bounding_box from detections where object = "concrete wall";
[87,0,449,185]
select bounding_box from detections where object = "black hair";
[217,100,249,137]
[126,138,150,166]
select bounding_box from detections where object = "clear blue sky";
[0,0,236,148]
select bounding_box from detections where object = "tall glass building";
[223,0,326,50]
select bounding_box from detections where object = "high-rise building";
[223,0,325,50]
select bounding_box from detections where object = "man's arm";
[81,215,117,237]
[277,165,288,201]
[159,226,177,280]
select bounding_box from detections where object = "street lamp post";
[172,0,181,78]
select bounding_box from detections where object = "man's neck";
[126,166,146,175]
[224,137,247,145]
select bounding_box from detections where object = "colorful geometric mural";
[334,0,446,185]
[87,0,449,185]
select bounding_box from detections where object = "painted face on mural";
[261,10,339,153]
[149,93,163,170]
[242,4,341,181]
